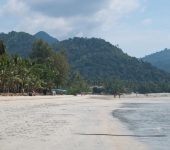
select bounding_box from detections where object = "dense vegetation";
[2,31,170,83]
[142,48,170,73]
[0,39,88,95]
[0,40,6,55]
[0,31,58,58]
[92,77,170,94]
[34,31,58,44]
[0,31,36,58]
[1,33,170,95]
[52,37,170,83]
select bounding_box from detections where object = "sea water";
[112,101,170,150]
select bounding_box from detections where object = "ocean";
[112,100,170,150]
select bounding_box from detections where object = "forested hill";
[0,31,58,58]
[52,37,170,81]
[34,31,58,44]
[142,48,170,73]
[0,31,35,57]
[1,32,170,82]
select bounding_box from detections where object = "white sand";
[1,94,165,150]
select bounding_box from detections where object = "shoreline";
[0,92,170,98]
[0,95,159,150]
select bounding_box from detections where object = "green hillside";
[0,31,35,58]
[52,37,170,82]
[1,31,170,84]
[0,31,59,58]
[142,48,170,73]
[34,31,58,44]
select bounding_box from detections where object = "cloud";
[3,0,165,58]
[92,0,141,32]
[18,0,106,17]
[141,18,152,26]
[0,0,143,40]
[15,16,73,38]
[1,0,170,58]
[0,0,29,18]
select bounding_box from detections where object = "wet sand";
[0,95,153,150]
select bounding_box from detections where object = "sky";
[0,0,170,58]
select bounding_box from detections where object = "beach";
[1,94,168,150]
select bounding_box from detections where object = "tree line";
[0,39,89,95]
[1,38,170,95]
[91,77,170,94]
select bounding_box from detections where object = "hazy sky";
[0,0,170,58]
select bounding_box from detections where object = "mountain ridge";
[1,31,170,82]
[0,31,36,57]
[0,31,58,57]
[142,48,170,73]
[52,37,170,81]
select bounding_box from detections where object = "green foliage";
[0,31,36,57]
[0,31,59,58]
[0,52,69,93]
[0,54,44,93]
[67,71,90,95]
[29,40,70,88]
[136,81,170,94]
[2,34,170,95]
[0,40,6,55]
[142,48,170,73]
[2,32,170,84]
[30,38,53,64]
[92,78,170,94]
[31,64,55,88]
[91,77,124,94]
[0,40,70,94]
[51,50,70,88]
[103,77,125,94]
[53,37,170,83]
